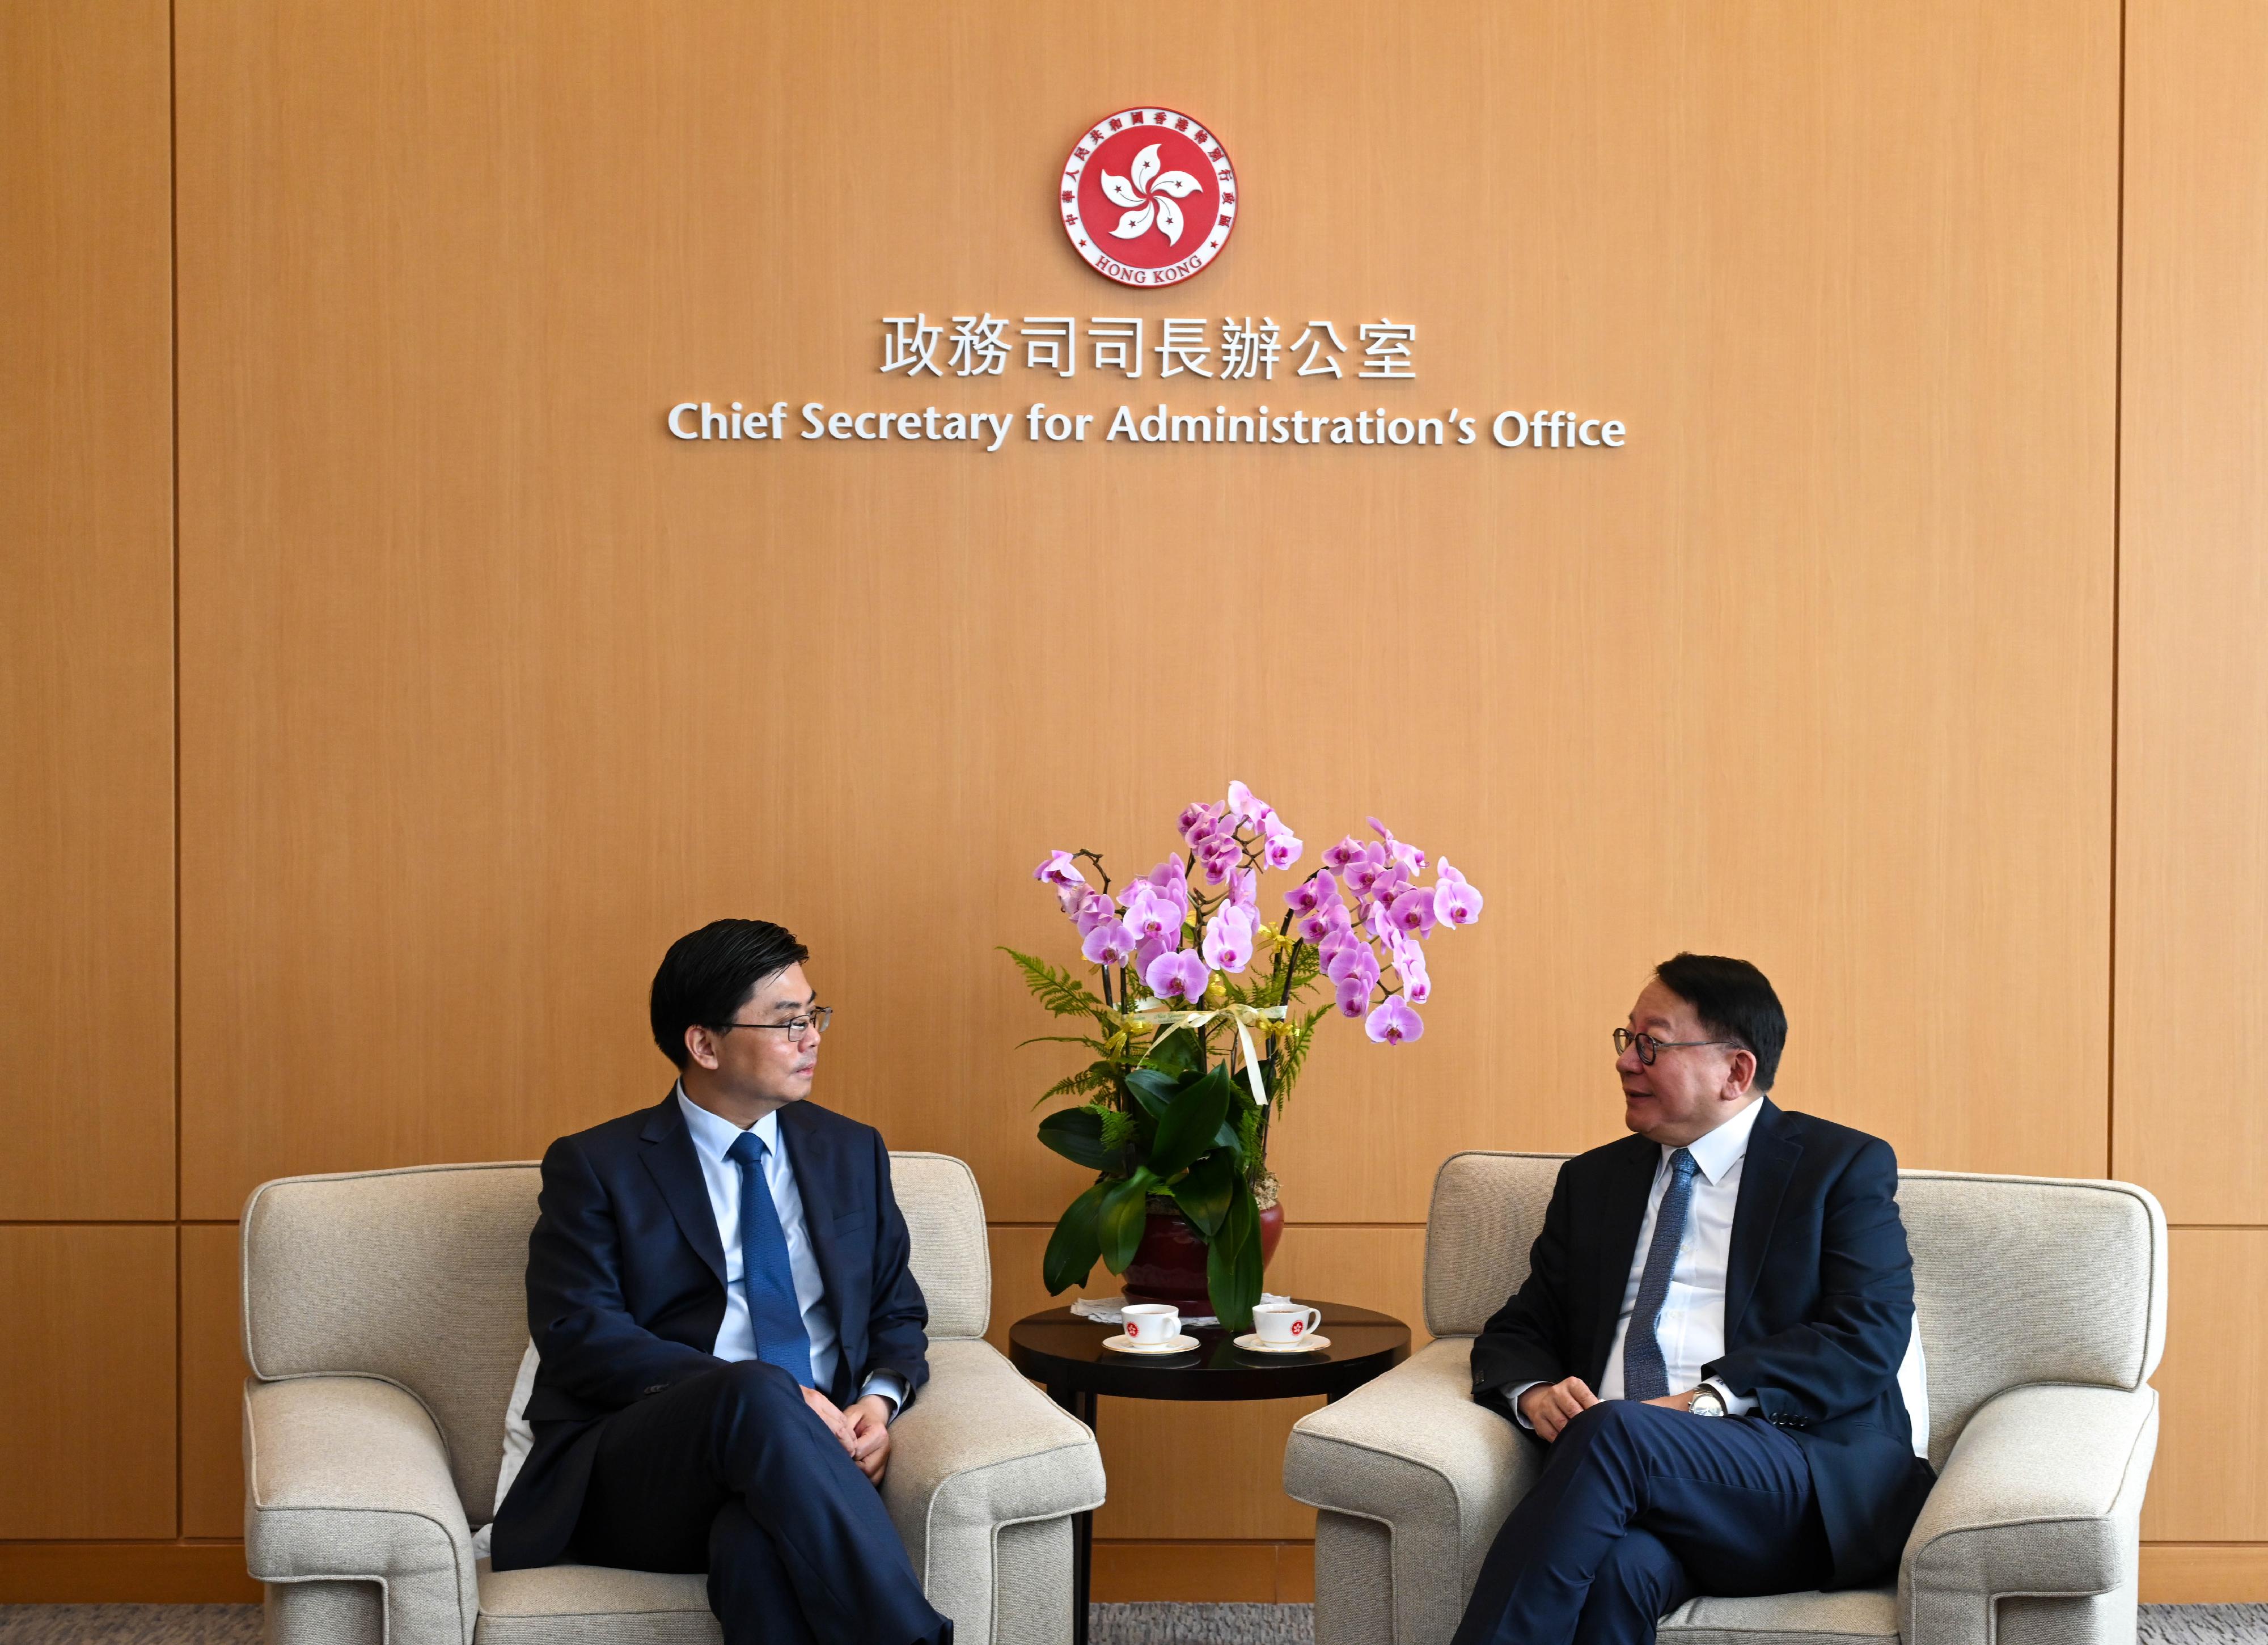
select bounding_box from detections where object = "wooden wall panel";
[0,0,176,1219]
[2143,1232,2268,1542]
[175,0,2117,1225]
[0,1228,176,1538]
[180,1225,247,1539]
[2113,0,2268,1225]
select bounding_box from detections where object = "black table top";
[1006,1301,1411,1402]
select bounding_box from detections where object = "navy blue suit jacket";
[1469,1099,1935,1588]
[490,1090,930,1571]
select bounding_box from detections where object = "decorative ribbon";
[1125,999,1288,1108]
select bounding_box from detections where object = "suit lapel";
[1723,1098,1800,1344]
[1586,1137,1662,1381]
[640,1089,729,1288]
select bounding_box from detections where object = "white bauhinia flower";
[1098,142,1207,247]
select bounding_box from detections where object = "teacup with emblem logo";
[1252,1302,1322,1346]
[1122,1303,1182,1346]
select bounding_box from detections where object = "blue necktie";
[723,1130,817,1389]
[1621,1147,1699,1402]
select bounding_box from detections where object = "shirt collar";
[1672,1095,1765,1186]
[675,1082,780,1161]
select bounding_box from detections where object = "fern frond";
[1270,1004,1333,1110]
[1034,1062,1115,1107]
[1001,948,1111,1024]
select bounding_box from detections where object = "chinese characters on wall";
[879,315,1418,381]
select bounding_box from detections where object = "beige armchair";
[240,1155,1105,1645]
[1284,1154,2165,1645]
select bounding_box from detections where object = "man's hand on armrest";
[1518,1376,1599,1441]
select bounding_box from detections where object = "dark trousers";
[568,1359,951,1645]
[1452,1401,1832,1645]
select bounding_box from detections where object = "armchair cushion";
[1900,1382,2159,1640]
[1285,1338,1541,1645]
[882,1337,1106,1630]
[473,1562,716,1645]
[246,1375,480,1645]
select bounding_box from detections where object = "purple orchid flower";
[1146,948,1212,1005]
[1324,941,1380,992]
[1121,883,1180,943]
[1321,835,1366,872]
[1229,868,1262,921]
[1335,976,1374,1018]
[1146,857,1192,921]
[1073,891,1118,937]
[1385,934,1432,1003]
[1368,817,1427,876]
[1366,995,1425,1045]
[1262,819,1304,870]
[1082,920,1137,967]
[1133,932,1173,980]
[1433,858,1484,928]
[1388,885,1438,938]
[1285,871,1335,915]
[1034,851,1086,889]
[1201,906,1256,974]
[1343,843,1394,898]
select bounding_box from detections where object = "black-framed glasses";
[1613,1026,1732,1065]
[716,1007,834,1041]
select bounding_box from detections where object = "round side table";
[1008,1301,1410,1645]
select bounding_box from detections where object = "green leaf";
[1169,1148,1237,1238]
[1143,1026,1203,1077]
[1149,1063,1234,1179]
[1097,1168,1158,1273]
[1125,1066,1184,1119]
[1002,948,1111,1024]
[1204,1183,1265,1331]
[1042,1179,1109,1295]
[1037,1106,1132,1173]
[1017,1033,1110,1051]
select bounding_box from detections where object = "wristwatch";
[1689,1385,1728,1418]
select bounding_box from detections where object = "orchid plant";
[1008,781,1484,1328]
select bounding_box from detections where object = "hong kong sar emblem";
[1060,108,1237,287]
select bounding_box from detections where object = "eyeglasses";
[716,1007,834,1041]
[1613,1026,1733,1065]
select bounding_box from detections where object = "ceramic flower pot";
[1121,1196,1284,1315]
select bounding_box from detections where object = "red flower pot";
[1121,1198,1285,1315]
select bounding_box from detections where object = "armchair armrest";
[1901,1382,2159,1644]
[1284,1338,1540,1645]
[882,1338,1106,1629]
[244,1375,479,1645]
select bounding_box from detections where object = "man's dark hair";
[650,919,811,1068]
[1652,952,1786,1092]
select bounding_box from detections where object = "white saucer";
[1102,1332,1200,1355]
[1233,1332,1331,1355]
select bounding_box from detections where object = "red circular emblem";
[1060,108,1237,287]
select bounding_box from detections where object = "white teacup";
[1253,1302,1322,1345]
[1122,1303,1182,1346]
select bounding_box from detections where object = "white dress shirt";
[675,1087,905,1416]
[1511,1101,1762,1424]
[1515,1099,1928,1454]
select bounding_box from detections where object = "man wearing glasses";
[1454,954,1933,1645]
[490,919,950,1645]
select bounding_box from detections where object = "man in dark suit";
[1455,953,1934,1645]
[490,919,951,1645]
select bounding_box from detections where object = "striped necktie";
[1621,1147,1699,1402]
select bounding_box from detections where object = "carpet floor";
[1,1602,2263,1642]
